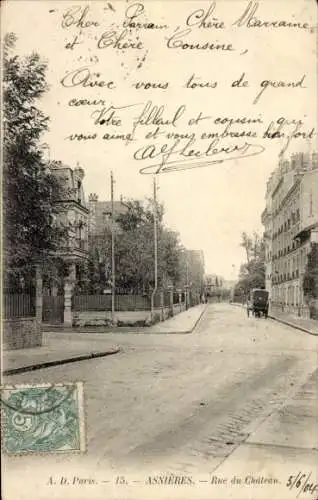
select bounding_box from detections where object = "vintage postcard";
[1,0,317,499]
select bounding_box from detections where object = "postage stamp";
[1,382,85,454]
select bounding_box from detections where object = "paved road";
[3,303,318,500]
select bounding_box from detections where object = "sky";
[3,0,317,280]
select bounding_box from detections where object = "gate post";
[160,290,164,321]
[169,288,174,316]
[64,263,76,326]
[35,264,43,323]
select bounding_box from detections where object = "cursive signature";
[135,137,265,174]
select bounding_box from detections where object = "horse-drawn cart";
[247,289,269,318]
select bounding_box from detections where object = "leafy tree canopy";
[84,199,183,293]
[303,243,318,300]
[3,33,67,284]
[234,231,265,298]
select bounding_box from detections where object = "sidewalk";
[213,368,318,499]
[231,302,318,335]
[42,304,207,334]
[146,304,207,334]
[2,337,121,376]
[269,310,318,335]
[2,305,206,376]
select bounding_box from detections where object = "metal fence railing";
[3,294,36,319]
[72,294,151,312]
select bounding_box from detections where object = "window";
[77,181,82,204]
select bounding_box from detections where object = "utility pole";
[111,171,115,324]
[154,175,158,289]
[151,175,158,319]
[185,257,189,309]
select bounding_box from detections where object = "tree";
[240,232,253,263]
[303,243,318,299]
[234,231,265,299]
[158,229,182,288]
[85,199,183,293]
[3,33,67,287]
[303,243,318,318]
[115,201,181,291]
[116,199,164,231]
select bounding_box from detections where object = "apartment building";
[262,152,318,317]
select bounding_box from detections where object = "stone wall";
[73,303,187,327]
[3,318,42,350]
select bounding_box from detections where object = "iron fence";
[72,294,151,312]
[3,294,36,319]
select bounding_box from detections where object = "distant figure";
[247,298,253,317]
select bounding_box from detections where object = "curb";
[188,304,208,333]
[269,315,318,336]
[231,303,318,336]
[55,306,209,336]
[3,347,121,376]
[43,306,208,335]
[148,304,208,335]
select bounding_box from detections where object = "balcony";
[58,238,88,261]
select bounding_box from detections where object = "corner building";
[262,152,318,318]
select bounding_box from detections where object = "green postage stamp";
[1,382,85,454]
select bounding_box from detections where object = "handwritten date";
[286,472,318,496]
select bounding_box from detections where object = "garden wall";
[3,317,42,350]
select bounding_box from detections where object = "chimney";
[88,193,99,202]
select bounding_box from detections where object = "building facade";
[51,161,89,261]
[205,274,225,297]
[262,152,318,318]
[185,249,205,293]
[42,161,89,325]
[88,194,129,236]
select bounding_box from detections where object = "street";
[3,303,318,500]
